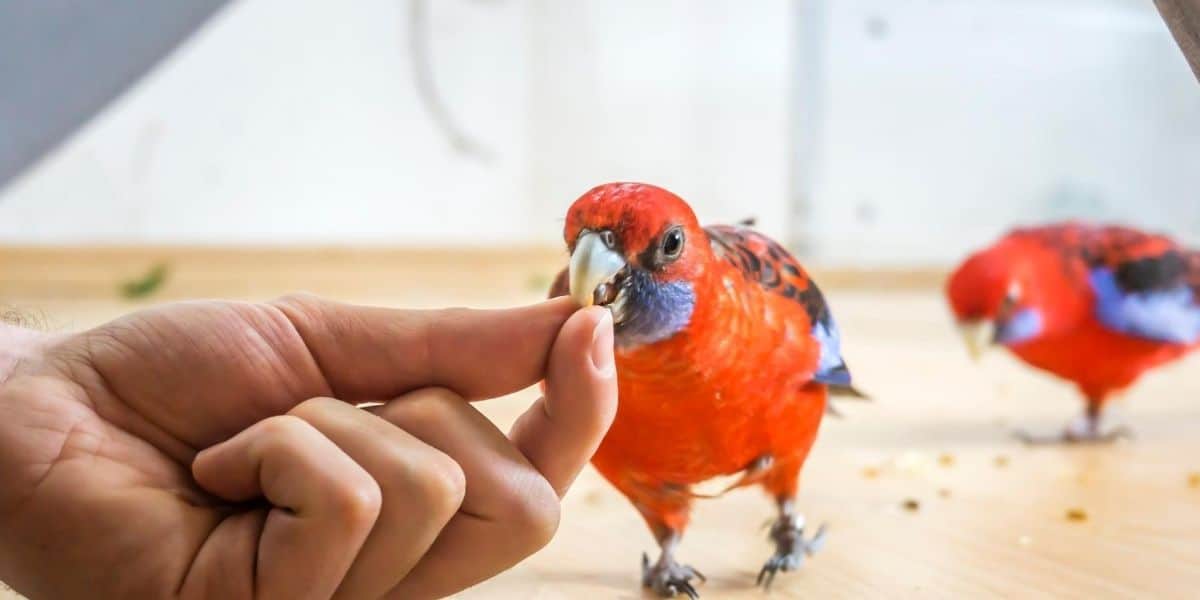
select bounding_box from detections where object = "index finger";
[273,294,578,402]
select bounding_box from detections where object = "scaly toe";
[643,555,704,598]
[758,523,827,589]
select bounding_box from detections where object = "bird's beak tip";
[957,319,995,362]
[568,231,626,309]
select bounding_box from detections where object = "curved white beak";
[569,231,627,307]
[957,319,996,361]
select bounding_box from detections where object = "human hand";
[0,295,616,599]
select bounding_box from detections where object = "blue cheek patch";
[1090,268,1200,344]
[995,307,1044,345]
[615,279,696,348]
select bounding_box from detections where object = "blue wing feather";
[811,318,851,386]
[1090,267,1200,344]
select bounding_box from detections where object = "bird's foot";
[757,519,827,589]
[1014,423,1134,445]
[642,552,705,598]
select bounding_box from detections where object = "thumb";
[509,307,617,497]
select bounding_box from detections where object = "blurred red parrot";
[549,183,861,597]
[947,222,1200,442]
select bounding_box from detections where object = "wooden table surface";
[1,248,1198,599]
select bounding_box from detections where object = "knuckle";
[254,415,382,527]
[408,447,467,517]
[420,386,463,403]
[495,474,561,553]
[288,396,340,419]
[401,387,462,421]
[329,473,383,527]
[366,400,467,517]
[256,414,313,441]
[268,293,328,329]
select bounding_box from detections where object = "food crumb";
[1065,508,1088,522]
[1188,472,1200,488]
[861,466,880,479]
[937,488,952,498]
[994,455,1010,468]
[937,453,955,467]
[902,498,920,512]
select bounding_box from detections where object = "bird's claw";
[1067,423,1135,443]
[642,552,705,598]
[757,522,827,589]
[1014,424,1134,445]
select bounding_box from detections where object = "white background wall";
[801,0,1200,264]
[1,0,1197,265]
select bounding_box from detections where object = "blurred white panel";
[525,0,794,243]
[0,0,531,244]
[799,0,1200,265]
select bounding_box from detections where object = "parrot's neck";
[613,271,697,349]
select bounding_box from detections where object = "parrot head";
[946,237,1086,360]
[563,182,710,348]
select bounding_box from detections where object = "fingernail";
[591,309,615,378]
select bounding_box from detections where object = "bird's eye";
[1004,281,1021,303]
[599,230,616,248]
[999,281,1021,315]
[1006,280,1022,301]
[661,228,685,260]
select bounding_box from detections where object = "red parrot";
[549,183,860,597]
[947,222,1200,442]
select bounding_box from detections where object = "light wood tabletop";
[1,248,1197,599]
